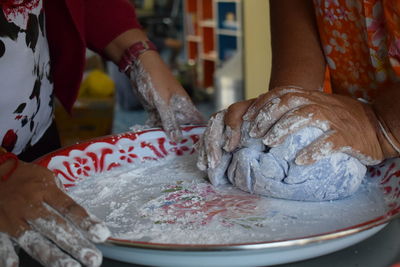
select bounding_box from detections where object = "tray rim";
[35,125,400,252]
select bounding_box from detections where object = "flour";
[129,124,152,132]
[81,217,110,243]
[128,59,203,142]
[0,233,18,267]
[68,154,387,245]
[29,217,102,267]
[17,231,81,267]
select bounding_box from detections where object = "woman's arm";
[269,0,326,90]
[197,0,328,168]
[85,1,204,141]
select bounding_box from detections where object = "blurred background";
[55,0,271,147]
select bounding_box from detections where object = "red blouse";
[45,0,141,112]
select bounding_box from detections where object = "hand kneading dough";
[206,125,367,201]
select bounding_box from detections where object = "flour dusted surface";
[69,154,387,245]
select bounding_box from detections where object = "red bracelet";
[118,40,158,73]
[0,152,18,181]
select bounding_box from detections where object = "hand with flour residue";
[242,86,397,166]
[105,29,204,142]
[127,51,204,142]
[196,99,255,180]
[0,161,110,267]
[197,85,399,177]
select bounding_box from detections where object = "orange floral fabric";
[314,0,400,101]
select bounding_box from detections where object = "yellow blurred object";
[55,98,114,147]
[79,70,115,98]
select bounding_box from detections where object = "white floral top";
[0,0,53,154]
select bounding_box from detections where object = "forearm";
[269,0,325,90]
[372,84,400,158]
[103,29,153,64]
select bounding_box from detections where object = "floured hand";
[128,52,204,142]
[0,160,110,267]
[226,126,366,201]
[243,86,396,166]
[196,100,255,176]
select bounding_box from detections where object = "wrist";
[375,114,400,158]
[371,84,400,159]
[118,40,158,73]
[363,104,400,159]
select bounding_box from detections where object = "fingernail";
[197,161,207,171]
[250,120,268,139]
[295,156,307,165]
[63,259,81,267]
[262,134,275,147]
[223,127,236,152]
[223,138,233,152]
[242,108,255,121]
[209,152,220,169]
[170,130,182,142]
[88,223,111,243]
[294,153,313,165]
[242,113,251,121]
[249,125,258,138]
[81,249,102,267]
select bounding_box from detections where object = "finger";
[226,151,238,186]
[294,131,338,165]
[29,205,103,267]
[158,104,183,142]
[0,233,18,267]
[227,149,254,193]
[195,138,208,171]
[203,110,227,169]
[242,86,305,121]
[248,99,280,138]
[130,62,183,141]
[144,109,162,127]
[17,230,80,267]
[249,92,314,139]
[296,130,381,166]
[170,95,205,125]
[262,104,330,147]
[207,152,232,186]
[44,190,110,243]
[223,100,254,152]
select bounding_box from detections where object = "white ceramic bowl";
[35,126,400,267]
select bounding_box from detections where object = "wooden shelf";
[201,51,218,61]
[186,35,201,42]
[199,20,216,28]
[201,0,214,20]
[216,0,241,2]
[184,0,242,89]
[217,29,241,36]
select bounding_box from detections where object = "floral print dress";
[314,0,400,101]
[0,0,53,154]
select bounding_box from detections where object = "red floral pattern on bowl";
[35,126,400,246]
[36,126,203,188]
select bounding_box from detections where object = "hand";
[226,127,366,201]
[243,86,393,165]
[129,51,204,142]
[0,159,110,267]
[196,100,254,175]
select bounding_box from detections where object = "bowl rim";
[34,125,400,251]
